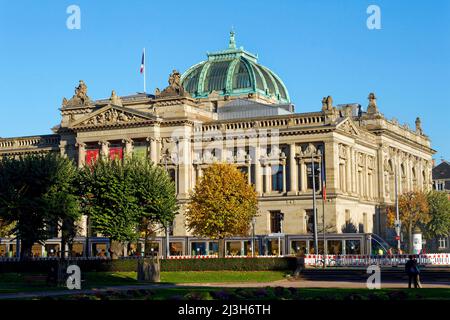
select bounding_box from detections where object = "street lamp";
[251,217,256,257]
[163,151,170,259]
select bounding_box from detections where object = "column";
[282,160,287,194]
[76,142,86,167]
[300,160,307,192]
[123,138,133,158]
[99,141,110,159]
[178,136,191,197]
[288,143,298,195]
[149,137,158,163]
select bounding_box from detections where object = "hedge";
[0,257,298,273]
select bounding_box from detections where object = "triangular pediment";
[335,117,360,136]
[69,105,158,129]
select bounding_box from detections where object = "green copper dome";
[181,31,290,104]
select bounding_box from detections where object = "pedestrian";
[405,255,421,288]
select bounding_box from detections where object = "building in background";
[428,160,450,252]
[0,33,435,257]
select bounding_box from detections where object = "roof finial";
[229,27,236,49]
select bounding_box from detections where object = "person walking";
[405,255,421,288]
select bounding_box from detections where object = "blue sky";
[0,0,449,161]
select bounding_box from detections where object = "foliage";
[0,219,15,238]
[387,191,430,252]
[0,154,80,259]
[0,257,297,273]
[424,190,450,239]
[78,158,178,257]
[77,159,141,244]
[128,158,178,253]
[186,163,258,240]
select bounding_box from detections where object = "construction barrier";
[303,253,450,267]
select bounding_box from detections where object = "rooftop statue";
[367,92,378,114]
[110,90,123,107]
[415,117,423,135]
[62,80,91,108]
[158,70,189,98]
[321,96,333,111]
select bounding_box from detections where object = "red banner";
[85,149,99,165]
[109,147,123,160]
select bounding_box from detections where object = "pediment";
[69,105,157,129]
[335,117,359,136]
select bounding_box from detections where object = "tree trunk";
[137,258,160,282]
[218,238,225,258]
[408,221,413,254]
[61,237,66,260]
[109,240,123,259]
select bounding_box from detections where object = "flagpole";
[143,48,146,93]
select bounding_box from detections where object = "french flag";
[140,49,145,74]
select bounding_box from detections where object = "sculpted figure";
[367,92,378,114]
[321,96,333,111]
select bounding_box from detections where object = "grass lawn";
[0,271,287,293]
[84,271,287,286]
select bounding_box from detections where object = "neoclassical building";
[0,33,435,257]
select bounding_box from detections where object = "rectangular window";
[271,165,283,191]
[133,144,148,159]
[169,242,184,256]
[226,241,242,256]
[270,211,283,233]
[438,237,448,249]
[306,162,320,190]
[328,240,343,255]
[306,209,314,234]
[290,240,307,255]
[345,240,361,254]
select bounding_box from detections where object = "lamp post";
[394,166,401,252]
[311,154,319,256]
[251,217,256,257]
[163,152,170,259]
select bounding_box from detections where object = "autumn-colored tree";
[186,163,258,257]
[387,190,430,253]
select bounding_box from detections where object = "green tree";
[425,190,450,240]
[129,158,178,256]
[0,154,80,259]
[387,190,430,253]
[186,163,258,258]
[78,159,141,258]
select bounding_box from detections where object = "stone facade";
[0,40,436,257]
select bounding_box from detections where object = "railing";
[196,114,326,133]
[0,135,60,150]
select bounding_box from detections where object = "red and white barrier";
[303,253,450,267]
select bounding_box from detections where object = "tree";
[424,190,450,240]
[0,154,80,259]
[186,163,258,258]
[387,190,430,253]
[0,218,15,238]
[78,159,141,258]
[78,158,178,258]
[129,158,178,257]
